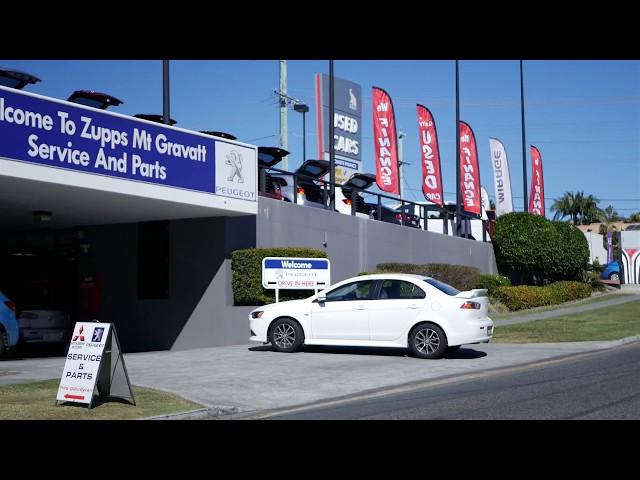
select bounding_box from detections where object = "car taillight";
[395,213,403,221]
[342,199,352,205]
[297,187,305,195]
[460,301,481,310]
[4,300,16,312]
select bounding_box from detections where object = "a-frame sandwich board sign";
[56,322,135,410]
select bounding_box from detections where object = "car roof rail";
[0,66,41,90]
[67,90,123,109]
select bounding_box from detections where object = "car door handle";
[408,304,420,309]
[355,304,367,310]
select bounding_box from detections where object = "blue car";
[0,290,19,357]
[601,261,621,282]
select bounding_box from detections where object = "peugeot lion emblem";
[226,150,244,183]
[349,88,357,110]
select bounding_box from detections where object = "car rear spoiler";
[455,289,488,299]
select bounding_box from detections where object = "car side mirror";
[318,294,326,304]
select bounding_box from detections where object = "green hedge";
[375,263,480,292]
[476,274,511,296]
[493,281,591,311]
[492,212,588,285]
[231,247,328,306]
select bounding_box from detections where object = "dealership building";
[0,82,498,353]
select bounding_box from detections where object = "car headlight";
[251,311,264,319]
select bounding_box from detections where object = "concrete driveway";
[2,337,639,416]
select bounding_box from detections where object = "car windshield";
[423,277,460,296]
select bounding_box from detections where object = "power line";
[244,134,277,143]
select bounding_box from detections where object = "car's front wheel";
[269,318,304,353]
[609,272,620,282]
[409,323,447,359]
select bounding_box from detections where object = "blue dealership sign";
[0,86,220,194]
[262,257,331,290]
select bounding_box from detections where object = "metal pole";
[280,60,289,171]
[455,60,462,237]
[329,60,336,211]
[520,60,528,212]
[398,131,405,199]
[162,60,170,125]
[302,110,306,163]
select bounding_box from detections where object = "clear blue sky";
[2,60,639,219]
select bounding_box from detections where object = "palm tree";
[551,191,582,224]
[580,194,603,224]
[598,205,620,226]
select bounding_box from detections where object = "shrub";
[548,222,589,282]
[548,281,593,301]
[492,285,556,310]
[376,263,480,291]
[582,270,607,292]
[476,274,511,296]
[493,212,589,285]
[589,260,604,274]
[493,281,591,310]
[231,247,327,306]
[488,297,510,314]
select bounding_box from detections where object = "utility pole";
[520,60,528,212]
[279,60,289,171]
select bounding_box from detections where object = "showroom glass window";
[138,221,169,300]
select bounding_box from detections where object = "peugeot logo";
[226,150,244,183]
[349,88,357,110]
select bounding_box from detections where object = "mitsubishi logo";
[226,150,244,183]
[73,325,85,341]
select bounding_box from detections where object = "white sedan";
[249,273,493,359]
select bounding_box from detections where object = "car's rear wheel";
[409,323,447,359]
[609,272,620,282]
[269,318,304,353]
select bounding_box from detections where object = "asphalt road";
[270,341,640,420]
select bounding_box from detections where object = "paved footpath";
[2,338,639,417]
[1,293,638,417]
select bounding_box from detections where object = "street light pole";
[329,60,335,211]
[162,60,170,125]
[520,60,528,212]
[455,60,462,237]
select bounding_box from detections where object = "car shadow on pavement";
[249,345,487,359]
[443,348,487,360]
[1,345,67,361]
